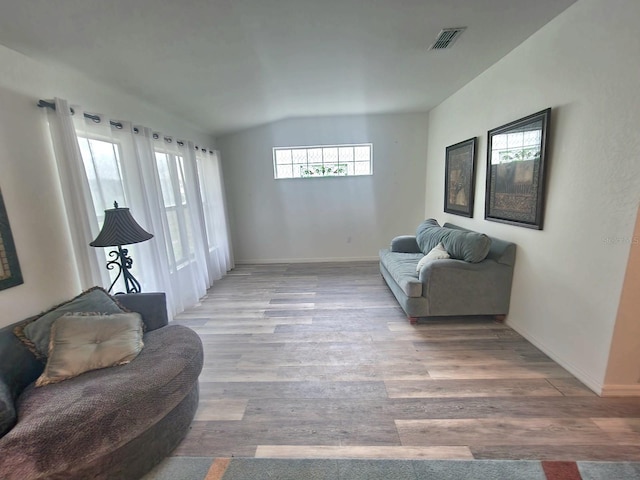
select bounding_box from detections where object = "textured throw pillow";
[35,312,144,387]
[0,380,16,437]
[416,242,450,272]
[416,219,492,263]
[14,286,127,359]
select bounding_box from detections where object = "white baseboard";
[505,318,604,396]
[235,256,379,265]
[600,384,640,397]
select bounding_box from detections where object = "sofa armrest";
[391,235,422,253]
[115,292,169,332]
[418,259,515,315]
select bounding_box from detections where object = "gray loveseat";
[0,291,203,480]
[379,219,516,323]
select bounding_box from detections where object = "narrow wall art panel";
[444,137,477,217]
[0,188,23,290]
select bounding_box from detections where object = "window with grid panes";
[273,143,373,179]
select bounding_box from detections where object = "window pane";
[277,165,293,178]
[293,164,307,178]
[276,149,292,165]
[166,208,183,261]
[177,156,188,205]
[78,137,125,217]
[155,153,176,207]
[332,163,348,175]
[354,146,370,161]
[323,147,338,163]
[292,149,307,164]
[183,206,194,257]
[338,147,354,162]
[346,163,355,175]
[78,138,100,203]
[355,161,371,175]
[307,148,322,164]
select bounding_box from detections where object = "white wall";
[217,113,429,263]
[0,44,215,328]
[424,0,640,393]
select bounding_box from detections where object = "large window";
[46,98,234,318]
[77,135,135,287]
[273,143,373,179]
[155,152,195,266]
[78,135,196,269]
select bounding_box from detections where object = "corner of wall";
[602,204,640,393]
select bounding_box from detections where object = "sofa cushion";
[35,313,144,387]
[416,219,491,263]
[0,322,44,440]
[416,243,450,272]
[379,249,423,298]
[0,325,203,479]
[14,287,127,359]
[0,380,15,438]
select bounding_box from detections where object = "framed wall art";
[485,108,551,229]
[0,188,23,291]
[444,137,477,217]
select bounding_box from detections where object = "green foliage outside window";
[299,164,348,177]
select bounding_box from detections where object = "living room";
[214,0,640,396]
[0,0,639,476]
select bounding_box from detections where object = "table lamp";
[90,201,153,294]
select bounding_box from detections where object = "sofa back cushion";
[444,222,516,266]
[416,219,492,263]
[0,380,15,438]
[0,321,44,438]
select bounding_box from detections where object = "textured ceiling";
[0,0,577,136]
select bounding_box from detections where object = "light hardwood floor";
[171,262,640,460]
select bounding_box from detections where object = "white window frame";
[154,151,195,269]
[273,143,373,179]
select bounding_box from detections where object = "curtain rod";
[37,99,213,152]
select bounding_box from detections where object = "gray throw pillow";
[415,219,443,253]
[14,287,127,359]
[416,219,492,263]
[0,380,15,438]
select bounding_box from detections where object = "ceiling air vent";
[430,27,466,50]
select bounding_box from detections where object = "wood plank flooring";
[171,262,640,460]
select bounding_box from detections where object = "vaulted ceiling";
[0,0,576,135]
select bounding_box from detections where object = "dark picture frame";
[485,108,551,229]
[0,188,23,291]
[444,137,477,217]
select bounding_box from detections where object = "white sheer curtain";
[46,99,109,290]
[196,148,234,280]
[45,97,233,317]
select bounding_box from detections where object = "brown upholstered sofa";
[0,292,203,480]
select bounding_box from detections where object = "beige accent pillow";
[416,242,450,272]
[35,312,144,387]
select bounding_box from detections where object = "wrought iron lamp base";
[106,245,142,294]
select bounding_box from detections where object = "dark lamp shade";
[90,206,153,247]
